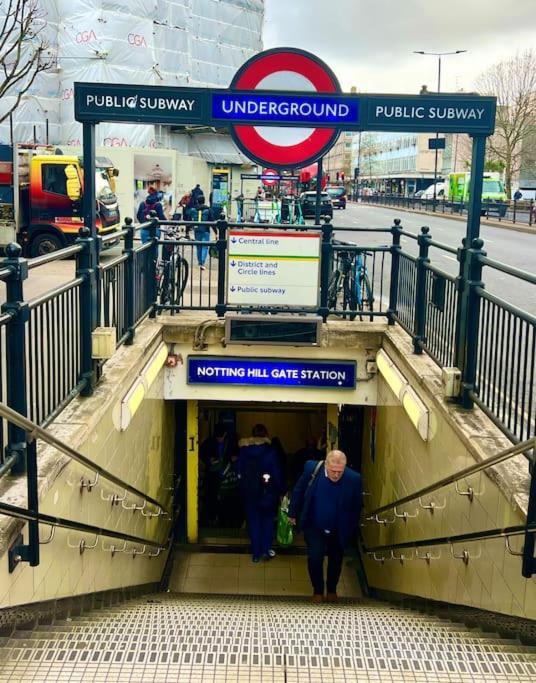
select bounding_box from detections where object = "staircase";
[1,593,535,682]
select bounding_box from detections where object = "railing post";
[459,238,486,409]
[319,217,333,322]
[412,226,431,354]
[123,218,136,344]
[75,226,99,396]
[387,219,402,325]
[522,456,536,578]
[1,243,29,474]
[147,214,159,319]
[215,217,228,318]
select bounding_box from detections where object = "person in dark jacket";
[186,195,213,269]
[288,450,362,603]
[199,423,236,526]
[137,186,165,243]
[239,424,284,563]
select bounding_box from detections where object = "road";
[0,206,534,317]
[329,202,536,316]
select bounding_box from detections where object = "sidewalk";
[354,200,536,235]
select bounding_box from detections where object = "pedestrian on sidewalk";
[187,194,212,269]
[288,450,363,603]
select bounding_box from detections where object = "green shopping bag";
[276,495,294,546]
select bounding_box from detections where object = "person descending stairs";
[0,591,535,682]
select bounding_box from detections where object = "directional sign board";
[227,229,321,307]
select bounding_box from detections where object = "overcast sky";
[264,0,536,94]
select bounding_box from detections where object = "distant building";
[353,132,444,195]
[323,132,355,187]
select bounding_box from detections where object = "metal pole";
[1,243,29,474]
[432,56,441,211]
[215,217,228,318]
[388,219,402,325]
[466,135,486,243]
[314,157,323,225]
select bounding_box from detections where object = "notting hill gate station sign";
[75,46,496,247]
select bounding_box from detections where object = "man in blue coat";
[288,450,362,603]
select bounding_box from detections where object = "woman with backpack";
[239,424,284,563]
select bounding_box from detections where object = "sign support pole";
[314,157,323,225]
[465,134,486,243]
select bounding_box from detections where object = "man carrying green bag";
[276,495,293,546]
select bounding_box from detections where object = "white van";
[421,182,447,199]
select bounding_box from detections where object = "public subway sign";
[74,47,497,169]
[187,357,357,389]
[226,229,321,307]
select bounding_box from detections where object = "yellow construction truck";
[0,144,120,257]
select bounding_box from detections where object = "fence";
[0,222,154,472]
[361,193,536,227]
[0,213,534,471]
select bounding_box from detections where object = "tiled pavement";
[1,554,535,682]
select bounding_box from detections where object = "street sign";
[226,229,321,307]
[227,48,342,170]
[428,137,446,149]
[262,169,279,186]
[187,356,357,389]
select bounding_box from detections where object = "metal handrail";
[366,437,534,517]
[0,401,170,515]
[478,255,536,285]
[28,277,84,310]
[27,244,83,269]
[0,500,166,549]
[101,228,129,244]
[364,521,536,554]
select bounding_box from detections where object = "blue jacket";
[239,437,284,510]
[137,194,165,223]
[289,460,363,548]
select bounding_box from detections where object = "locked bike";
[327,243,374,320]
[156,226,190,307]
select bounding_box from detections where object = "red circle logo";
[229,48,341,170]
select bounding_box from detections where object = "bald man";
[289,450,362,603]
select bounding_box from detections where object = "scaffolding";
[0,0,264,147]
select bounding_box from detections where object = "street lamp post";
[413,50,467,210]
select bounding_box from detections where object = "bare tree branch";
[0,0,53,125]
[476,50,536,196]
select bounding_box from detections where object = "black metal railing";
[361,193,536,226]
[472,257,536,445]
[0,221,155,470]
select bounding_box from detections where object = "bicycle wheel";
[327,270,341,311]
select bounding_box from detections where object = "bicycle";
[156,226,190,307]
[327,243,374,320]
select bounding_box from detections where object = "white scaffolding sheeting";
[0,0,264,151]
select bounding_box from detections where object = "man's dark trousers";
[304,527,344,595]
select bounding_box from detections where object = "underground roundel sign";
[229,47,341,170]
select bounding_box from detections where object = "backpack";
[137,200,150,223]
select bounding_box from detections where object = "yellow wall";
[0,325,175,608]
[361,372,536,620]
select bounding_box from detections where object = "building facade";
[353,132,445,195]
